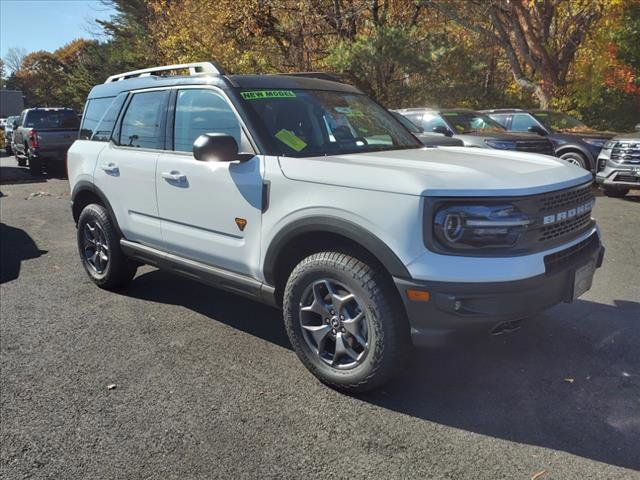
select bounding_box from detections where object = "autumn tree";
[424,0,604,108]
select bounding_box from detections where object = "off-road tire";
[77,203,137,290]
[283,251,410,393]
[603,186,629,198]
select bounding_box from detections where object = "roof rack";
[105,61,224,83]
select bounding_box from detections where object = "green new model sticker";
[240,90,296,100]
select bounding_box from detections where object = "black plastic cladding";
[423,182,595,257]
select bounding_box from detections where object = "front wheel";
[560,151,589,170]
[77,203,137,290]
[283,252,410,392]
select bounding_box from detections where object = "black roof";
[87,73,360,100]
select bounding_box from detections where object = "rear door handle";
[161,170,187,182]
[100,162,119,174]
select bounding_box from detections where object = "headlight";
[601,140,616,150]
[583,138,606,147]
[434,204,531,250]
[484,139,517,150]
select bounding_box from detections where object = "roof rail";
[274,72,342,82]
[105,61,224,83]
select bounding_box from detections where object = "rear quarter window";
[80,97,115,140]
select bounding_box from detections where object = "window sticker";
[275,129,307,151]
[240,90,296,100]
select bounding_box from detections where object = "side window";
[80,97,114,140]
[511,114,537,132]
[421,114,448,132]
[173,89,249,152]
[118,90,168,149]
[92,94,127,142]
[490,114,510,128]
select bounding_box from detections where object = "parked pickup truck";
[13,107,80,175]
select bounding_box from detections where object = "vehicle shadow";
[0,223,48,283]
[123,269,640,471]
[125,269,290,349]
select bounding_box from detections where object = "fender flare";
[71,181,123,237]
[262,216,410,285]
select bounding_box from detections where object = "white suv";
[68,62,604,392]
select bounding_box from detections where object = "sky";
[1,0,115,69]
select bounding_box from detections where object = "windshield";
[25,110,79,130]
[238,89,421,157]
[441,111,506,134]
[532,111,589,132]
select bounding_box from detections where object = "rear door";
[155,87,263,275]
[93,89,169,248]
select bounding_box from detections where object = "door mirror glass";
[193,133,241,162]
[432,125,452,137]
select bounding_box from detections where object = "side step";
[120,239,277,307]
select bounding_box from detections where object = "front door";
[156,87,263,276]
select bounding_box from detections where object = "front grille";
[538,183,594,213]
[539,212,592,242]
[610,141,640,164]
[516,139,555,156]
[614,173,640,183]
[544,233,599,273]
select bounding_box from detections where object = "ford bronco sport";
[68,62,604,392]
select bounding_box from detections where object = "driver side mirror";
[193,133,252,162]
[528,125,547,136]
[432,125,452,137]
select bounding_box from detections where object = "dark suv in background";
[394,108,555,156]
[483,109,616,172]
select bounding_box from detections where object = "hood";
[455,131,546,141]
[612,132,640,141]
[414,133,464,147]
[553,129,617,139]
[278,147,592,197]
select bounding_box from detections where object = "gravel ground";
[1,152,639,479]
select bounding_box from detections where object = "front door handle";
[161,170,187,182]
[100,162,119,174]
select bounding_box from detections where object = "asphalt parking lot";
[1,151,639,479]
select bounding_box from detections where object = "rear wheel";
[603,186,629,198]
[16,148,26,167]
[27,149,42,176]
[77,203,137,290]
[283,251,410,392]
[560,151,589,170]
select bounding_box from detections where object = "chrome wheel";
[299,279,370,369]
[82,220,109,274]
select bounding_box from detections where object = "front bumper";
[595,163,640,190]
[395,232,604,347]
